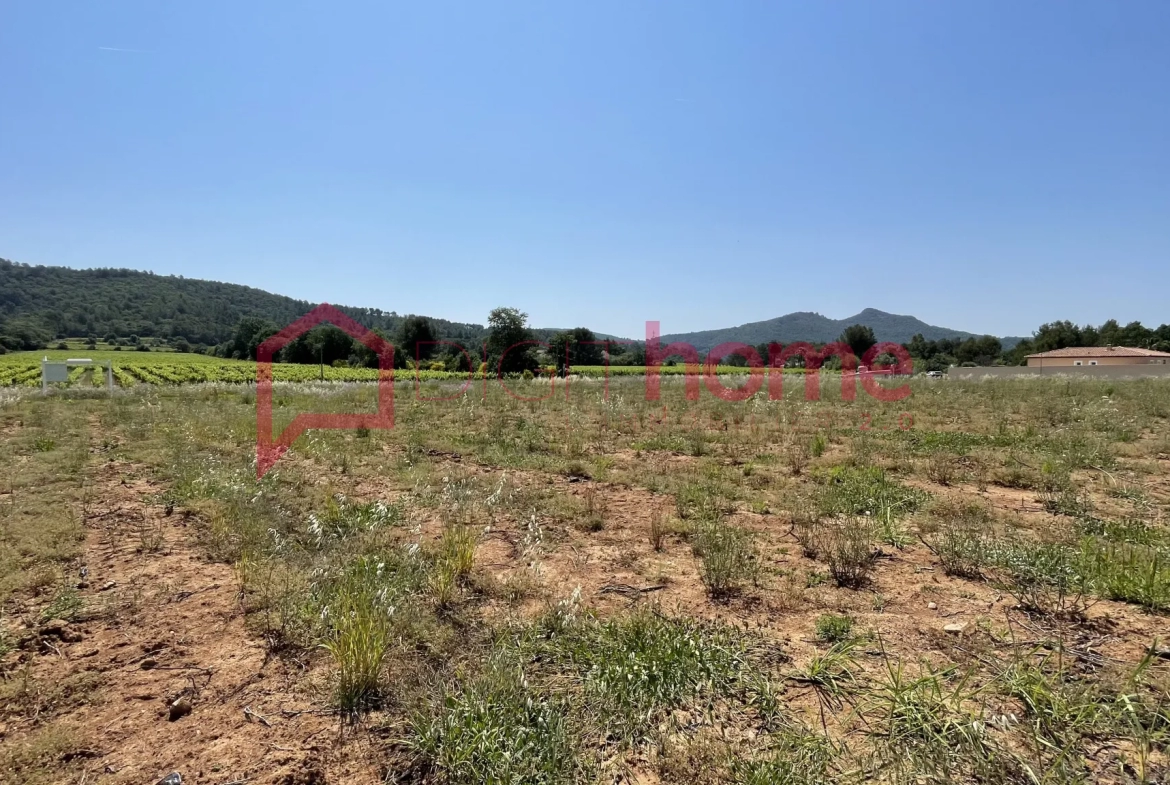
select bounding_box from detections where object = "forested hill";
[0,259,489,346]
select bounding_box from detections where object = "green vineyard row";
[0,358,776,387]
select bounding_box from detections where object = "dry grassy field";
[1,375,1169,784]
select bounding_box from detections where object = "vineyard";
[0,358,458,387]
[0,352,769,387]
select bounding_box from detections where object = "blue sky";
[2,1,1167,339]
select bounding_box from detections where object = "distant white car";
[926,371,944,379]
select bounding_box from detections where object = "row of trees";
[902,319,1170,370]
[1007,320,1170,362]
[217,308,612,376]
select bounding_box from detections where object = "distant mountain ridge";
[659,308,1004,352]
[1,259,1017,350]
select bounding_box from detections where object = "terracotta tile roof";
[1025,346,1170,359]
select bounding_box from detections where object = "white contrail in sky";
[99,46,152,53]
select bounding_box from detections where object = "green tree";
[1097,319,1121,346]
[1031,321,1085,353]
[906,333,929,359]
[955,335,1002,366]
[547,327,603,375]
[606,342,645,366]
[1119,321,1153,348]
[0,317,51,351]
[397,315,437,363]
[838,324,877,362]
[228,317,278,360]
[351,327,397,369]
[486,307,537,374]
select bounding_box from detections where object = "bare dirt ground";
[4,379,1169,784]
[5,459,382,785]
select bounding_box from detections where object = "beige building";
[1026,346,1170,368]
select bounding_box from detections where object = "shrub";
[791,497,823,559]
[694,522,758,598]
[1040,486,1092,518]
[925,453,960,485]
[569,487,606,533]
[649,513,668,552]
[785,436,811,475]
[925,525,990,579]
[822,518,877,589]
[921,500,994,579]
[810,432,828,458]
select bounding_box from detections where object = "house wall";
[1026,356,1169,368]
[951,365,1170,380]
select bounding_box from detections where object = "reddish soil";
[4,460,383,785]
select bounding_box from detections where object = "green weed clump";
[411,662,580,785]
[990,539,1095,617]
[813,466,926,549]
[789,638,861,709]
[307,494,405,547]
[264,549,435,711]
[317,555,423,712]
[732,724,837,785]
[521,608,764,744]
[810,432,828,458]
[790,496,823,559]
[992,647,1170,779]
[866,659,1007,783]
[38,586,83,623]
[814,613,854,644]
[324,591,392,713]
[1080,540,1170,612]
